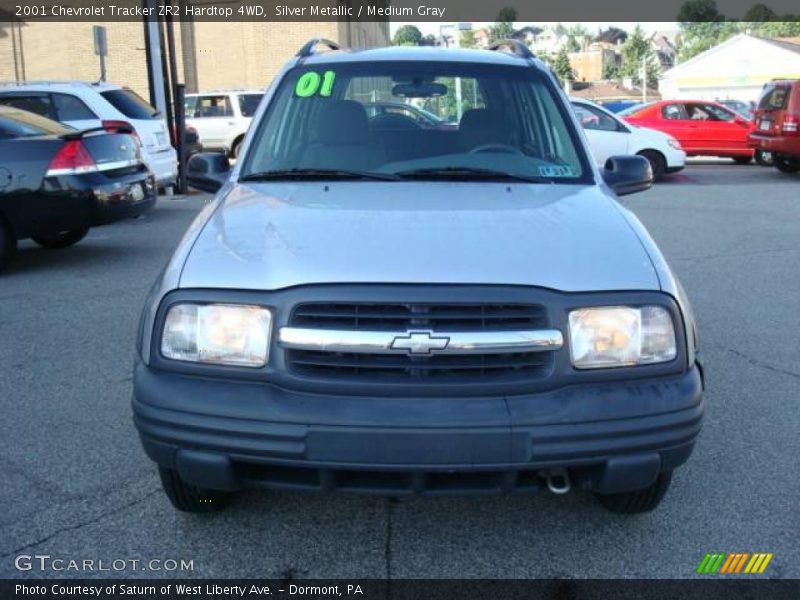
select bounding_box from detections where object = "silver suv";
[184,90,263,157]
[134,40,704,514]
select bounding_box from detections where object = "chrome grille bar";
[278,327,563,355]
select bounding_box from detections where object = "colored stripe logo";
[697,553,773,574]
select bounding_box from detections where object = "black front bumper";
[133,358,704,496]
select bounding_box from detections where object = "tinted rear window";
[758,85,790,110]
[0,107,71,138]
[238,93,263,117]
[101,89,158,120]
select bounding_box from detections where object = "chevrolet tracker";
[133,39,704,514]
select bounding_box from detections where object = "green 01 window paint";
[295,71,336,97]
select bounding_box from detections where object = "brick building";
[0,20,389,99]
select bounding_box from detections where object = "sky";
[389,22,679,37]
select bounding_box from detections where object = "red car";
[623,100,754,163]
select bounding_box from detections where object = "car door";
[653,102,698,153]
[572,102,629,166]
[697,102,752,154]
[188,94,235,149]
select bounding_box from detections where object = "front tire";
[638,150,666,181]
[158,467,232,513]
[0,216,17,272]
[594,471,672,514]
[774,154,800,173]
[31,227,89,249]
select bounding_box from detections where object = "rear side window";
[52,93,97,121]
[101,89,158,120]
[195,95,233,118]
[0,95,55,119]
[758,85,790,110]
[238,94,263,117]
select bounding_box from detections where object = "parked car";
[0,105,156,271]
[599,100,641,113]
[363,102,455,129]
[134,40,703,516]
[0,81,177,186]
[717,99,754,120]
[748,79,800,174]
[571,98,685,180]
[623,99,754,163]
[185,90,263,157]
[183,125,203,157]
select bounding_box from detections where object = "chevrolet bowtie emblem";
[390,332,450,355]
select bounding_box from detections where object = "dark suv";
[749,80,800,174]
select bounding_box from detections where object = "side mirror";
[602,155,654,196]
[186,152,231,193]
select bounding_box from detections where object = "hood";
[179,182,660,292]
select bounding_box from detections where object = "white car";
[0,81,177,186]
[571,98,685,180]
[185,90,263,157]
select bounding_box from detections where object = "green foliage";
[603,62,621,80]
[392,25,423,47]
[677,0,800,62]
[490,8,517,43]
[552,47,575,82]
[620,25,660,88]
[566,36,581,53]
[460,30,477,48]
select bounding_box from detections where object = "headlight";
[161,303,271,367]
[667,138,683,150]
[568,306,676,369]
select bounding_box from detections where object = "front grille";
[291,302,547,331]
[287,302,554,382]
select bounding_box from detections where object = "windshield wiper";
[394,167,554,183]
[240,168,399,182]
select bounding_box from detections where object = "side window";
[685,104,715,121]
[573,104,619,132]
[52,94,97,121]
[662,104,685,120]
[196,95,232,118]
[703,104,735,122]
[184,96,198,117]
[0,95,54,119]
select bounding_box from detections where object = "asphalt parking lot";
[1,163,798,579]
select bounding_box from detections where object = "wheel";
[774,155,800,173]
[31,227,89,249]
[0,216,17,272]
[158,467,232,513]
[755,150,773,166]
[733,156,752,165]
[231,137,244,159]
[638,150,666,181]
[594,471,672,514]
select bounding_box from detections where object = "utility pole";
[641,58,648,103]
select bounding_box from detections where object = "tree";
[620,25,659,88]
[603,62,621,80]
[489,7,517,42]
[552,47,575,82]
[460,30,477,48]
[392,25,423,46]
[565,35,581,53]
[676,0,738,61]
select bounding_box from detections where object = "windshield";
[241,61,590,183]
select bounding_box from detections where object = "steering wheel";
[468,144,524,155]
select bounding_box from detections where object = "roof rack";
[296,38,341,58]
[488,39,535,60]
